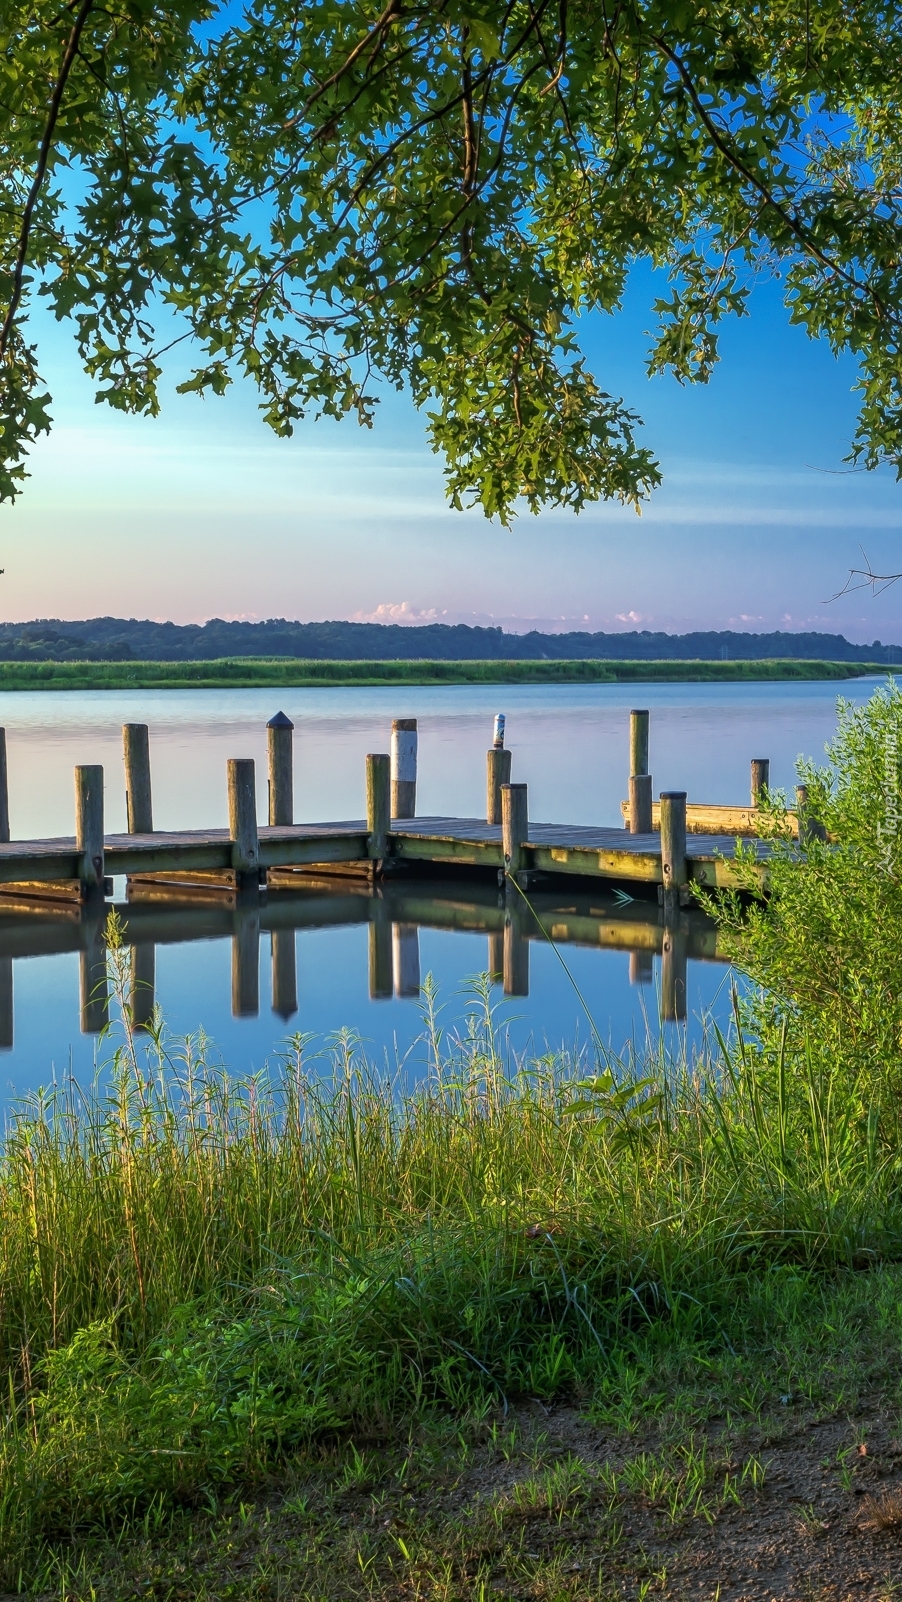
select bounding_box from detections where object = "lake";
[0,676,881,1104]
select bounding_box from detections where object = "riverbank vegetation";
[0,656,878,692]
[1,684,902,1595]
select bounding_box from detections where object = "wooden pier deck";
[0,816,762,895]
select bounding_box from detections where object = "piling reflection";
[0,873,726,1041]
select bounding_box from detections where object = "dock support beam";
[392,922,420,997]
[129,942,155,1030]
[271,930,298,1020]
[80,917,108,1033]
[629,774,653,835]
[0,729,10,844]
[267,712,294,826]
[368,899,392,998]
[659,791,687,916]
[367,753,390,862]
[232,906,260,1016]
[0,956,12,1048]
[123,725,153,833]
[76,765,105,900]
[501,783,528,881]
[629,710,653,834]
[630,709,649,780]
[503,909,529,996]
[750,758,770,806]
[661,923,688,1022]
[487,748,512,824]
[228,759,259,889]
[629,949,654,986]
[391,719,417,819]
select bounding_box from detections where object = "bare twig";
[824,545,902,601]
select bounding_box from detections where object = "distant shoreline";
[0,658,887,690]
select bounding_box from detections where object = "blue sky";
[4,263,902,641]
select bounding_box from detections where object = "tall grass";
[0,914,898,1571]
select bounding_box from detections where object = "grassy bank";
[0,655,879,690]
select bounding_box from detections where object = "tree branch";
[0,0,95,357]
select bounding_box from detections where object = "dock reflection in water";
[0,874,725,1048]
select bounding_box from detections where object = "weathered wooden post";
[0,956,12,1049]
[630,709,649,779]
[487,715,512,825]
[267,711,294,826]
[123,724,153,833]
[80,914,108,1033]
[391,719,417,818]
[76,764,105,899]
[629,775,653,835]
[501,782,528,880]
[659,791,687,916]
[366,753,390,862]
[228,758,259,889]
[0,730,10,844]
[392,922,420,997]
[661,923,688,1022]
[368,898,392,998]
[750,758,770,806]
[231,905,260,1017]
[129,942,155,1030]
[629,710,653,833]
[503,908,529,996]
[271,930,298,1020]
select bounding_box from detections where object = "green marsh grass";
[0,903,900,1577]
[0,656,874,691]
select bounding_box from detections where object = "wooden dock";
[0,704,792,920]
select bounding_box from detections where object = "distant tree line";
[0,620,895,664]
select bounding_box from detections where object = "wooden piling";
[75,765,105,898]
[271,929,298,1019]
[123,724,153,833]
[628,773,653,834]
[368,900,392,998]
[630,709,649,779]
[0,956,12,1048]
[629,949,654,986]
[486,747,512,824]
[80,917,108,1033]
[750,758,770,806]
[391,719,417,819]
[501,783,528,878]
[366,753,390,861]
[659,791,687,914]
[129,942,155,1030]
[228,759,259,885]
[231,906,260,1016]
[0,730,10,845]
[487,929,504,981]
[503,910,529,996]
[267,711,294,826]
[661,924,688,1022]
[392,922,420,997]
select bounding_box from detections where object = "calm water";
[0,677,881,1103]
